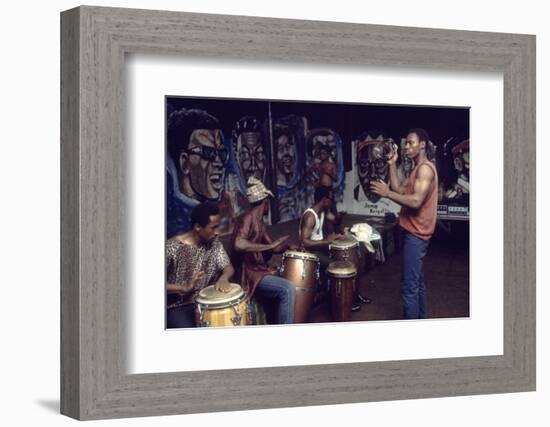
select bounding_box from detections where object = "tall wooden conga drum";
[327,260,357,322]
[279,249,319,323]
[195,283,250,327]
[330,235,362,300]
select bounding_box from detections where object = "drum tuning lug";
[231,304,242,326]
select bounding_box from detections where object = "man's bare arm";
[300,212,337,249]
[387,164,434,209]
[388,162,404,194]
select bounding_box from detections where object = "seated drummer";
[299,185,342,270]
[300,186,370,310]
[166,202,235,328]
[231,177,296,324]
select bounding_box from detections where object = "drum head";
[283,249,319,262]
[330,235,359,250]
[327,260,357,277]
[195,283,244,305]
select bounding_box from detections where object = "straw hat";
[246,177,274,204]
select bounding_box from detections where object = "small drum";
[195,283,250,327]
[329,235,360,270]
[279,249,320,323]
[327,261,357,322]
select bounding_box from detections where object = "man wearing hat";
[230,177,296,324]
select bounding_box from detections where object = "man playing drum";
[300,186,370,311]
[231,177,297,324]
[166,202,235,328]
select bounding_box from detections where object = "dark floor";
[263,214,469,323]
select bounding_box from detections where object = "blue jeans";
[256,275,296,324]
[166,303,196,328]
[401,231,430,319]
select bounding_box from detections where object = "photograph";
[165,96,470,328]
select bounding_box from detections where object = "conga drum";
[279,249,320,323]
[329,235,360,270]
[327,261,357,322]
[195,283,249,327]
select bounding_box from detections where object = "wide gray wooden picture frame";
[60,5,536,421]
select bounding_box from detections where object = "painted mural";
[350,131,401,217]
[305,128,345,207]
[166,98,470,238]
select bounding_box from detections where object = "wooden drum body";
[195,283,250,327]
[329,235,360,269]
[279,249,319,323]
[327,261,357,322]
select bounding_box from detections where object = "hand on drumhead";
[271,235,290,252]
[327,232,340,243]
[214,278,231,293]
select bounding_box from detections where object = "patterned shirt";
[166,237,230,308]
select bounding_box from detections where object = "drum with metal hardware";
[327,260,357,322]
[329,235,360,270]
[279,249,320,323]
[194,283,250,327]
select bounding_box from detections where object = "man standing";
[166,202,235,328]
[370,128,438,319]
[231,177,296,324]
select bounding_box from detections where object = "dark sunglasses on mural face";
[358,151,387,170]
[187,146,228,163]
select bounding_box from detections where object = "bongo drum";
[195,283,249,327]
[279,249,320,323]
[327,261,357,322]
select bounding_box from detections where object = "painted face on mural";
[185,128,227,200]
[236,131,265,182]
[276,132,296,185]
[357,141,392,203]
[311,132,336,163]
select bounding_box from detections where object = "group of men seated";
[166,177,370,328]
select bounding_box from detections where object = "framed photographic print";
[61,6,535,420]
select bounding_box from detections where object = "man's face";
[262,198,271,216]
[357,142,390,203]
[276,133,296,182]
[404,132,425,160]
[312,133,336,162]
[185,128,226,200]
[237,131,265,182]
[197,214,222,243]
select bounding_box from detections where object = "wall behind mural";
[166,97,470,238]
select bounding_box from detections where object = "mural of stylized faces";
[184,128,227,200]
[275,131,297,186]
[236,131,265,182]
[168,108,227,203]
[357,141,392,203]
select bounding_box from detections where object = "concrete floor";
[262,214,470,323]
